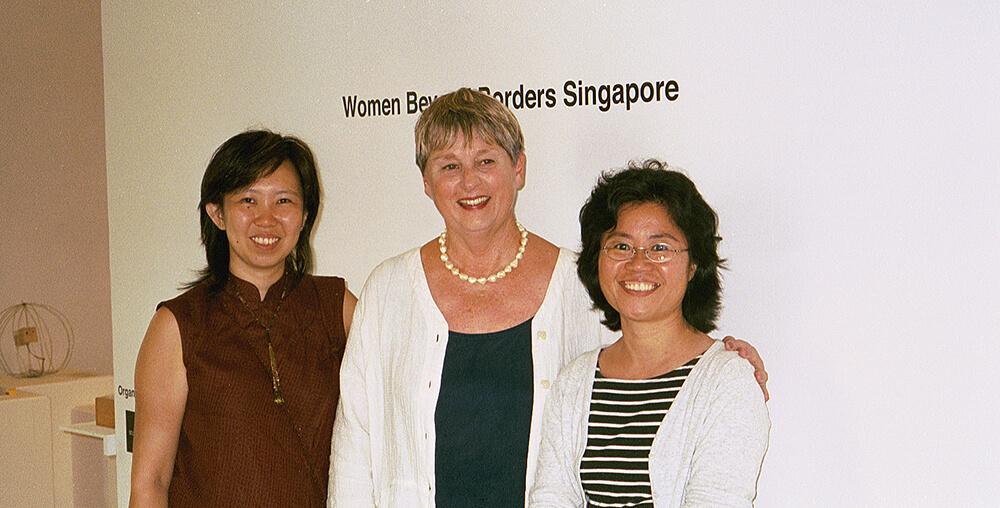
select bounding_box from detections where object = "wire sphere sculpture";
[0,303,75,378]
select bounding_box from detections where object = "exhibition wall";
[103,1,1000,505]
[3,0,112,376]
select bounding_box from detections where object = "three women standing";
[129,91,766,508]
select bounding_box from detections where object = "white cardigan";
[529,341,770,508]
[328,247,616,507]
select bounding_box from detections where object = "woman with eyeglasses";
[530,161,770,507]
[329,89,768,507]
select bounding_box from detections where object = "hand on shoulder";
[722,336,769,401]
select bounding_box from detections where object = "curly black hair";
[577,160,726,332]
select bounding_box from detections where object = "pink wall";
[1,0,112,374]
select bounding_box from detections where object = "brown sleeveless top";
[159,273,346,507]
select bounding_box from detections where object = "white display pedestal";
[1,370,114,508]
[0,390,54,508]
[63,418,118,507]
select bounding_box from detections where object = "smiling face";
[598,202,697,331]
[205,160,306,289]
[422,131,526,239]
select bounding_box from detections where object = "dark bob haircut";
[186,129,321,292]
[577,159,726,333]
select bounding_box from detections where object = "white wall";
[103,1,1000,505]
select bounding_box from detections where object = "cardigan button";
[540,380,551,389]
[537,331,547,340]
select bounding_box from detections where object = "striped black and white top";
[580,355,700,508]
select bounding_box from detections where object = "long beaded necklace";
[230,276,289,404]
[438,222,528,284]
[227,274,325,496]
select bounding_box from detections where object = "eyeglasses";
[601,242,688,263]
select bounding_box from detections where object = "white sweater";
[328,247,616,507]
[529,341,770,508]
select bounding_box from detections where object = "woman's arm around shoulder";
[722,336,769,401]
[129,306,188,508]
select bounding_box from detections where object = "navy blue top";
[435,318,534,507]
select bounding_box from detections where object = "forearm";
[328,404,376,506]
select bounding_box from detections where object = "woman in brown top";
[129,130,357,507]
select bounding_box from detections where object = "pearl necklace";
[438,222,528,284]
